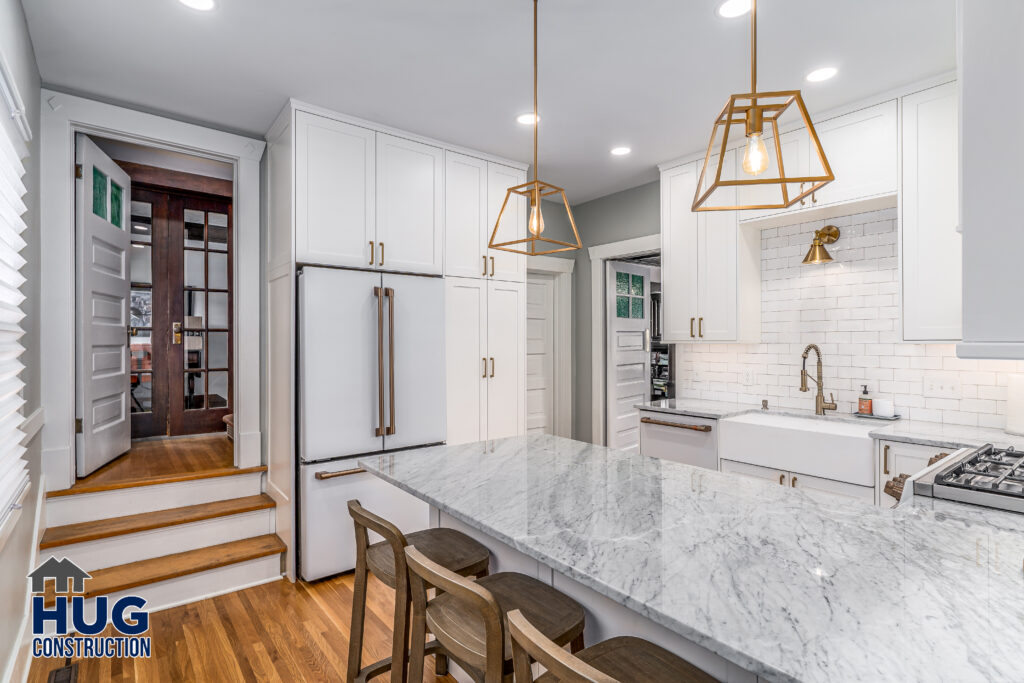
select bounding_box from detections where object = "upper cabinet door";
[698,154,738,341]
[902,82,961,341]
[376,133,444,275]
[295,112,376,268]
[487,163,527,283]
[813,100,898,206]
[445,152,489,279]
[660,162,700,342]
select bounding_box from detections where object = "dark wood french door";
[129,186,233,438]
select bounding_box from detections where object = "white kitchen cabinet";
[902,82,962,341]
[660,161,760,343]
[736,128,809,222]
[487,163,528,283]
[445,277,526,445]
[639,411,717,470]
[722,459,874,503]
[877,439,948,506]
[721,459,789,486]
[376,133,444,275]
[812,100,898,207]
[295,111,376,268]
[445,152,489,279]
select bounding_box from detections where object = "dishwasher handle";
[640,417,712,433]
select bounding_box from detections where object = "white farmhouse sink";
[718,412,876,486]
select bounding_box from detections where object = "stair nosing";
[39,494,276,549]
[42,534,285,607]
[46,465,268,498]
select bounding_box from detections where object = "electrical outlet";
[924,373,961,399]
[742,368,756,386]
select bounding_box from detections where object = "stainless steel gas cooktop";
[916,444,1024,514]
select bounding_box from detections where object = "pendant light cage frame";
[691,0,835,212]
[488,0,582,256]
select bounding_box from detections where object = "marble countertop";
[635,398,753,419]
[361,435,1024,683]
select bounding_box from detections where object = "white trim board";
[39,90,266,491]
[588,234,661,445]
[0,48,32,148]
[527,258,574,439]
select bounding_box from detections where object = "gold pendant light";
[488,0,581,256]
[692,0,834,212]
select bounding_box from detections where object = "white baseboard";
[237,430,262,469]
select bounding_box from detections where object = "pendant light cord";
[750,0,757,94]
[533,0,539,182]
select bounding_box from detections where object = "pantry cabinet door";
[376,134,444,275]
[812,100,898,206]
[486,280,526,439]
[445,278,488,446]
[902,82,961,341]
[698,152,738,341]
[295,112,376,268]
[660,162,699,342]
[445,152,489,279]
[487,163,527,283]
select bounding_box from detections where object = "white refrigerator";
[297,266,444,580]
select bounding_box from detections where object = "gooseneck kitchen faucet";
[800,344,837,416]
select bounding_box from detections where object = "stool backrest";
[347,499,408,575]
[508,609,616,683]
[405,545,505,682]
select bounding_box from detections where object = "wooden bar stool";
[346,500,490,683]
[405,545,586,683]
[507,608,717,682]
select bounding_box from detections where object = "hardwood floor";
[28,572,456,683]
[55,434,235,495]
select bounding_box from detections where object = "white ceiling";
[23,0,955,203]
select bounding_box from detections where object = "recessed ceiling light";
[179,0,215,10]
[610,147,632,156]
[516,113,539,125]
[717,0,751,18]
[806,67,838,83]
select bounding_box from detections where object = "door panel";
[295,112,376,268]
[76,135,132,477]
[445,152,488,279]
[299,267,384,462]
[813,101,898,205]
[699,152,738,341]
[376,134,444,274]
[660,163,699,342]
[381,273,445,450]
[486,280,526,440]
[487,163,527,282]
[525,274,554,435]
[606,261,651,453]
[445,278,488,446]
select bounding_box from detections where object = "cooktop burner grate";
[935,446,1024,498]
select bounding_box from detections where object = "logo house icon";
[28,557,91,595]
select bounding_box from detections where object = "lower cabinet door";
[789,472,875,504]
[639,412,717,470]
[486,280,526,439]
[878,440,947,506]
[720,459,789,487]
[445,277,488,445]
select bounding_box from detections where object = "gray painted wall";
[552,180,661,442]
[0,0,43,678]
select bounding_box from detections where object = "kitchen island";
[360,434,1024,683]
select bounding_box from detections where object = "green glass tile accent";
[110,182,123,229]
[631,274,644,296]
[616,295,629,318]
[92,167,107,219]
[616,272,629,294]
[631,296,644,319]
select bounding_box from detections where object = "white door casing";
[526,273,555,435]
[75,134,132,477]
[445,277,488,445]
[605,261,651,454]
[376,134,444,275]
[486,280,526,440]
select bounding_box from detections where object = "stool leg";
[570,633,585,654]
[346,561,369,683]
[407,595,427,683]
[391,579,411,683]
[434,650,449,676]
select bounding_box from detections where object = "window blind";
[0,104,29,533]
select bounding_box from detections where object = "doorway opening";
[604,251,675,453]
[75,134,235,479]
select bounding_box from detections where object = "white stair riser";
[43,509,275,572]
[46,473,264,526]
[40,556,283,636]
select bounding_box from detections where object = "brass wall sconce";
[802,225,840,264]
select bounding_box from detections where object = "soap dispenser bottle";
[858,385,873,415]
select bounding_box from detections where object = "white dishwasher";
[638,411,718,470]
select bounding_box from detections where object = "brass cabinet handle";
[374,286,385,437]
[378,242,384,267]
[799,182,806,206]
[172,321,182,345]
[791,476,798,488]
[315,468,364,480]
[779,474,785,486]
[483,255,488,277]
[490,357,495,378]
[698,317,704,338]
[883,444,890,475]
[811,191,818,205]
[482,357,487,378]
[369,241,375,266]
[640,417,712,433]
[690,317,695,338]
[490,256,495,277]
[385,287,396,436]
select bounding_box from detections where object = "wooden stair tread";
[43,534,285,607]
[47,465,267,498]
[40,494,276,549]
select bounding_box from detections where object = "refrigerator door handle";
[374,286,385,437]
[385,287,396,435]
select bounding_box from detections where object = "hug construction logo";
[28,556,152,659]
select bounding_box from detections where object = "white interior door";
[75,134,132,477]
[382,273,446,450]
[445,277,488,445]
[605,261,651,454]
[525,273,555,435]
[486,280,526,440]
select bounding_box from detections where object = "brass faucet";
[800,344,837,416]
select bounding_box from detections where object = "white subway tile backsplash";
[675,208,1013,429]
